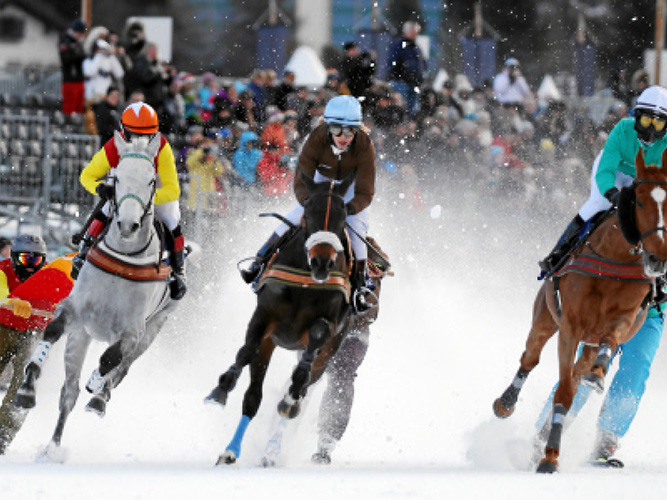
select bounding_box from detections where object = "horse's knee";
[99,342,123,376]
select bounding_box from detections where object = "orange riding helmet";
[121,102,159,136]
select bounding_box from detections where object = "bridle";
[112,153,157,223]
[633,178,667,243]
[303,181,345,267]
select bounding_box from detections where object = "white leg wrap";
[30,341,51,368]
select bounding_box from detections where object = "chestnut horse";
[206,174,354,465]
[492,149,667,473]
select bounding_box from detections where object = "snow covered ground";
[2,181,667,499]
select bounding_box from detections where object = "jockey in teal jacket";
[536,85,667,467]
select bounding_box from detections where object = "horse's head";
[631,148,667,276]
[301,172,354,283]
[111,131,159,240]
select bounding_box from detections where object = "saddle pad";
[257,264,351,300]
[555,254,653,283]
[87,246,171,282]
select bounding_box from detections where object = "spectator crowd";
[56,18,654,223]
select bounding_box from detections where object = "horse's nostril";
[131,223,140,233]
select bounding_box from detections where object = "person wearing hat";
[240,95,377,314]
[341,41,376,99]
[0,235,75,454]
[84,38,125,105]
[493,57,534,112]
[534,86,667,468]
[58,19,88,115]
[72,101,187,300]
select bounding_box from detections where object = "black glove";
[604,187,620,206]
[345,203,356,216]
[96,183,115,200]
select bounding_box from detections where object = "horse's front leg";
[494,284,558,418]
[51,329,92,448]
[14,307,71,409]
[206,308,269,407]
[536,328,579,474]
[583,334,623,394]
[278,317,332,419]
[217,336,276,466]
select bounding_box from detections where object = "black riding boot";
[71,234,96,280]
[352,259,372,314]
[169,248,187,301]
[655,275,667,305]
[538,215,585,276]
[240,232,281,284]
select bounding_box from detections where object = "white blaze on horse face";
[651,187,667,241]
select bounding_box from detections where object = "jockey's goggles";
[15,252,45,267]
[638,112,667,132]
[328,124,358,138]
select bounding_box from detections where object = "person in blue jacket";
[387,20,427,116]
[232,130,262,187]
[535,85,667,467]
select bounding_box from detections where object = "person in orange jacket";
[0,235,75,454]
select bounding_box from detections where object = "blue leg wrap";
[226,414,251,458]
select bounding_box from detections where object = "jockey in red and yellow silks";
[72,101,187,300]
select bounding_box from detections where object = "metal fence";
[0,114,98,247]
[0,67,61,103]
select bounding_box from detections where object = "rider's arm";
[155,141,181,205]
[293,131,321,205]
[346,134,376,215]
[80,146,113,195]
[595,121,627,196]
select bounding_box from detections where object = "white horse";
[15,132,178,451]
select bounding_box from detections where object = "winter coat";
[233,131,262,185]
[387,37,426,87]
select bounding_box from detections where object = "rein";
[632,178,667,243]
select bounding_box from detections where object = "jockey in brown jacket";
[240,95,377,313]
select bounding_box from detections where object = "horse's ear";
[114,130,128,155]
[300,170,316,193]
[146,133,161,159]
[636,148,647,177]
[335,172,355,197]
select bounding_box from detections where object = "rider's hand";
[96,183,114,201]
[6,298,32,318]
[604,187,620,206]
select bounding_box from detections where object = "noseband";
[304,181,345,266]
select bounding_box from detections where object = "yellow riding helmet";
[121,102,159,135]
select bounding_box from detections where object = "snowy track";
[2,188,667,498]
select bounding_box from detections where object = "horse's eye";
[637,200,644,209]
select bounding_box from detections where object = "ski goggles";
[638,112,667,132]
[15,252,45,267]
[328,124,358,138]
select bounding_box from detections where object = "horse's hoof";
[536,460,558,474]
[277,396,301,419]
[204,386,227,407]
[493,398,515,419]
[85,396,107,417]
[215,450,236,465]
[14,386,36,409]
[260,456,276,468]
[311,451,331,465]
[582,373,604,394]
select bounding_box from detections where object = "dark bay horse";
[206,174,355,465]
[493,149,667,473]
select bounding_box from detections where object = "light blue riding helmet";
[323,95,362,127]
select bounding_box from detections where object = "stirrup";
[238,257,264,285]
[352,286,377,314]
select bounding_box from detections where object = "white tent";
[537,74,562,101]
[284,46,327,87]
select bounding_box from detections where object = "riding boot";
[168,225,187,300]
[352,259,372,314]
[240,232,281,284]
[71,214,108,280]
[538,215,585,275]
[655,274,667,305]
